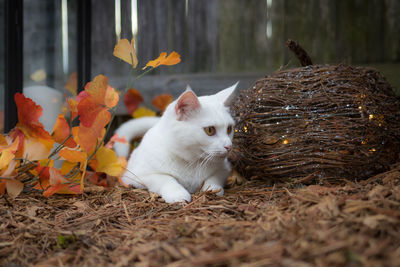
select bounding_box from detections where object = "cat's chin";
[214,152,229,159]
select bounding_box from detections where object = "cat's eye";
[227,125,233,134]
[204,126,216,136]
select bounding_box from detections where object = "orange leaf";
[6,179,24,198]
[124,89,143,114]
[152,94,173,111]
[64,72,78,95]
[42,168,80,197]
[59,148,87,170]
[73,110,110,153]
[113,38,138,67]
[52,114,77,148]
[105,134,127,149]
[66,97,79,121]
[142,51,181,70]
[78,75,118,127]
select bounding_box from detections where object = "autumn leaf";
[59,148,87,170]
[66,97,79,121]
[87,172,109,187]
[52,114,77,148]
[72,109,110,153]
[94,146,123,177]
[0,136,19,171]
[33,162,81,197]
[124,89,143,115]
[43,168,80,197]
[78,75,119,128]
[1,160,17,178]
[13,93,55,160]
[132,107,156,118]
[113,38,138,67]
[6,179,24,198]
[105,134,127,149]
[142,51,181,70]
[14,93,52,140]
[152,94,173,111]
[64,72,78,95]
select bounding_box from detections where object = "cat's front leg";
[144,174,191,203]
[201,175,226,196]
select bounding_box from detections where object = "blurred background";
[0,0,399,132]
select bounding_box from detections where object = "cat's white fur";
[114,83,238,203]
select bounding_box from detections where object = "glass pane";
[0,0,5,132]
[91,0,400,116]
[23,0,78,132]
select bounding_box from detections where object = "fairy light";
[361,140,367,145]
[369,114,375,120]
[243,126,248,133]
[369,148,376,152]
[282,139,289,145]
[358,106,363,110]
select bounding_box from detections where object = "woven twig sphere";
[231,64,400,182]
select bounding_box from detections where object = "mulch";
[1,164,400,266]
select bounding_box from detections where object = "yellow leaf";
[113,38,138,67]
[142,51,181,70]
[0,137,19,171]
[132,107,156,118]
[95,147,123,177]
[1,160,18,177]
[30,69,47,82]
[0,150,15,170]
[6,179,24,198]
[64,72,78,95]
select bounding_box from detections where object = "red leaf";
[14,93,54,141]
[14,93,55,159]
[77,75,119,127]
[52,114,77,148]
[124,89,143,115]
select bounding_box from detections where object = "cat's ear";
[175,88,201,121]
[216,82,239,106]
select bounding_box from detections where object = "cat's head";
[165,83,238,160]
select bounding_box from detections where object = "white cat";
[114,83,238,203]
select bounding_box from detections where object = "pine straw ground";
[1,165,400,267]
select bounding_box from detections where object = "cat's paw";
[202,184,224,196]
[161,188,192,203]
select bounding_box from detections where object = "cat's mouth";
[200,150,228,160]
[212,151,229,159]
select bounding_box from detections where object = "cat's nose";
[224,145,232,152]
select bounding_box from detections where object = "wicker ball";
[231,64,400,182]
